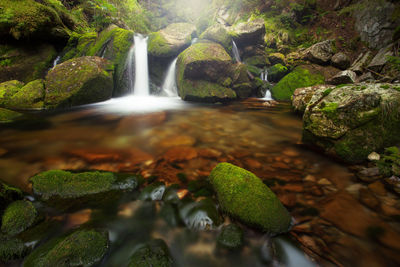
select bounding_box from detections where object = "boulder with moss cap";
[30,170,142,211]
[301,83,400,163]
[23,229,109,267]
[200,24,232,51]
[1,200,39,236]
[209,163,292,234]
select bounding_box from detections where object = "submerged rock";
[209,163,291,234]
[148,23,196,58]
[302,83,400,163]
[0,108,25,123]
[1,200,39,236]
[271,65,325,101]
[30,170,141,210]
[45,56,114,109]
[128,239,172,267]
[179,198,221,231]
[217,224,243,249]
[176,41,237,102]
[23,229,109,267]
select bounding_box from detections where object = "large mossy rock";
[0,44,57,84]
[209,163,292,234]
[301,83,400,163]
[0,181,23,214]
[0,108,24,123]
[176,41,237,102]
[0,80,24,107]
[230,18,265,47]
[268,64,288,82]
[30,170,141,211]
[0,235,29,263]
[302,40,336,65]
[271,65,325,101]
[0,0,69,42]
[200,24,232,51]
[128,239,172,267]
[45,56,114,109]
[7,80,45,109]
[148,23,196,58]
[62,26,134,96]
[1,200,38,236]
[23,229,109,267]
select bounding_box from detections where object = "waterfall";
[232,40,241,63]
[133,34,150,96]
[264,89,272,100]
[126,44,135,93]
[161,58,178,97]
[261,69,269,83]
[51,56,61,69]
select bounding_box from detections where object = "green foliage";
[387,55,400,71]
[377,146,400,177]
[0,59,11,66]
[321,102,339,117]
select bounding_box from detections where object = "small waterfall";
[126,44,135,93]
[161,58,178,97]
[261,69,269,83]
[133,34,150,96]
[264,89,272,100]
[191,38,198,45]
[51,56,61,69]
[232,40,241,63]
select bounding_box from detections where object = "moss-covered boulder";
[217,224,243,250]
[302,83,400,163]
[209,163,291,234]
[0,44,57,83]
[0,235,29,263]
[0,80,24,107]
[128,239,172,267]
[148,23,196,58]
[1,200,38,236]
[200,24,232,51]
[0,181,23,214]
[7,79,45,109]
[23,229,109,267]
[230,18,265,47]
[292,85,330,113]
[271,65,325,101]
[176,41,237,102]
[45,56,114,109]
[0,0,69,42]
[0,108,24,123]
[268,64,288,82]
[30,170,141,211]
[303,40,336,65]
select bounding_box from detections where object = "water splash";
[264,89,273,100]
[232,40,241,63]
[161,58,178,97]
[133,34,150,96]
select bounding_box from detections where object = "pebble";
[304,175,316,182]
[368,152,380,161]
[318,178,332,186]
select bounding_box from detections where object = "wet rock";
[1,200,39,236]
[139,183,166,201]
[292,85,329,113]
[331,52,351,70]
[0,181,23,214]
[176,41,237,102]
[30,170,141,211]
[359,188,380,210]
[209,163,291,234]
[303,40,336,65]
[160,203,181,227]
[345,183,365,197]
[179,198,221,230]
[0,235,29,262]
[357,167,381,183]
[384,176,400,195]
[302,84,400,163]
[230,18,265,47]
[128,239,172,267]
[197,148,222,159]
[368,181,386,196]
[148,23,196,58]
[350,51,372,75]
[7,79,45,109]
[367,44,394,72]
[23,229,109,267]
[45,56,114,109]
[200,24,232,51]
[272,65,325,101]
[0,108,25,123]
[327,70,357,85]
[217,224,243,250]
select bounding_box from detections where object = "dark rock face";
[230,18,266,47]
[327,70,357,85]
[331,52,351,70]
[354,0,400,49]
[300,83,400,163]
[367,44,394,72]
[44,56,114,109]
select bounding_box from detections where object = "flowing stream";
[161,58,179,97]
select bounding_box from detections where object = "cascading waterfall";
[232,40,241,63]
[133,34,150,96]
[260,69,269,83]
[161,58,178,97]
[126,43,136,93]
[51,56,61,69]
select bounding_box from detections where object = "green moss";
[0,108,24,123]
[380,84,390,90]
[209,163,291,234]
[128,239,172,267]
[0,236,28,262]
[178,79,237,102]
[200,24,232,51]
[148,32,171,56]
[217,224,243,250]
[321,102,338,116]
[7,79,45,109]
[0,181,23,213]
[1,200,38,236]
[323,88,333,96]
[0,80,24,106]
[23,229,109,267]
[271,66,324,101]
[268,63,288,82]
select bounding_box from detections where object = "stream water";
[0,97,400,266]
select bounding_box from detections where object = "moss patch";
[0,235,28,262]
[0,108,24,123]
[271,66,324,101]
[200,24,232,51]
[268,63,288,82]
[1,200,38,236]
[0,80,24,107]
[217,224,243,250]
[7,79,45,109]
[209,163,291,234]
[128,239,172,267]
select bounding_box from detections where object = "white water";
[191,38,198,45]
[133,34,150,96]
[232,40,241,63]
[264,90,272,100]
[261,69,269,82]
[126,44,135,93]
[161,58,178,97]
[51,56,61,69]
